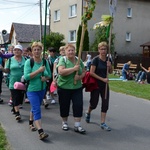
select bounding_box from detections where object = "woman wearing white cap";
[0,44,26,121]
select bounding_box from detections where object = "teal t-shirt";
[5,56,26,89]
[57,57,84,89]
[24,59,51,92]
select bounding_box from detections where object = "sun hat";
[14,45,23,51]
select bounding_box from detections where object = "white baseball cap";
[14,45,23,51]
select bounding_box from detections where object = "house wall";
[50,0,82,46]
[50,0,150,55]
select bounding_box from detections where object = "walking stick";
[74,0,96,84]
[42,0,48,89]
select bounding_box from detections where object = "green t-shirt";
[24,59,51,92]
[57,56,84,89]
[5,56,26,89]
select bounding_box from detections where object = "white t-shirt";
[87,54,91,63]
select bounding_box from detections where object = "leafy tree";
[42,32,65,52]
[91,26,115,54]
[76,24,89,54]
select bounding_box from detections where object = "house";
[50,0,150,56]
[9,22,50,48]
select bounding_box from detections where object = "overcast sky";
[0,0,48,33]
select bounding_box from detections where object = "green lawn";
[109,75,150,100]
[0,123,10,150]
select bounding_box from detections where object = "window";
[127,8,132,18]
[69,4,77,18]
[126,32,131,42]
[69,30,76,42]
[54,10,60,21]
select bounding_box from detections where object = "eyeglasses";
[99,48,107,51]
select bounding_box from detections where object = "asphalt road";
[0,82,150,150]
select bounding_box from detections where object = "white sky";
[0,0,49,33]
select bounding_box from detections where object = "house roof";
[140,41,150,47]
[9,23,50,43]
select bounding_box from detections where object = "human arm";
[140,63,148,73]
[0,52,14,59]
[90,65,109,83]
[107,61,113,74]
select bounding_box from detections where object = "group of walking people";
[0,41,113,140]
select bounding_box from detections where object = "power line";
[0,4,38,10]
[0,0,36,4]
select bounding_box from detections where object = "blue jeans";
[27,89,46,121]
[136,71,146,81]
[122,71,127,80]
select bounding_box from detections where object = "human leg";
[11,89,24,120]
[100,86,111,131]
[72,88,86,134]
[57,87,71,131]
[27,89,48,139]
[85,89,100,123]
[135,71,142,81]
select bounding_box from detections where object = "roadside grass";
[0,123,10,150]
[109,74,150,100]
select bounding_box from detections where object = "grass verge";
[109,75,150,100]
[0,123,10,150]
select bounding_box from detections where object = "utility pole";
[39,0,42,42]
[48,0,52,34]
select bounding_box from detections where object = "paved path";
[0,83,150,150]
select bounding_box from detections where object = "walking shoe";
[85,113,90,123]
[15,114,21,121]
[101,123,111,131]
[62,123,69,131]
[11,108,16,115]
[51,99,56,104]
[24,98,30,103]
[74,126,86,134]
[0,98,3,103]
[39,132,49,140]
[19,104,23,109]
[46,94,51,100]
[44,102,49,109]
[8,99,13,106]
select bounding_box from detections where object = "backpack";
[54,56,78,80]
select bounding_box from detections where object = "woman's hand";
[73,65,80,71]
[38,66,45,73]
[102,78,109,83]
[41,76,47,82]
[74,74,81,81]
[107,61,111,67]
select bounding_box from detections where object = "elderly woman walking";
[24,42,51,140]
[57,44,86,134]
[0,45,26,121]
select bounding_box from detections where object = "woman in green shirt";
[57,44,86,134]
[0,45,26,121]
[24,42,51,140]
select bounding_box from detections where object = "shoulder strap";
[8,58,11,68]
[30,58,34,68]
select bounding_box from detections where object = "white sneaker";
[46,94,51,100]
[51,99,56,104]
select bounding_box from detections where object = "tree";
[42,32,65,51]
[91,26,115,54]
[76,24,89,54]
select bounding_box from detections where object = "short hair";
[27,47,32,52]
[48,47,56,52]
[98,42,108,49]
[59,46,65,51]
[65,44,75,50]
[31,42,43,50]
